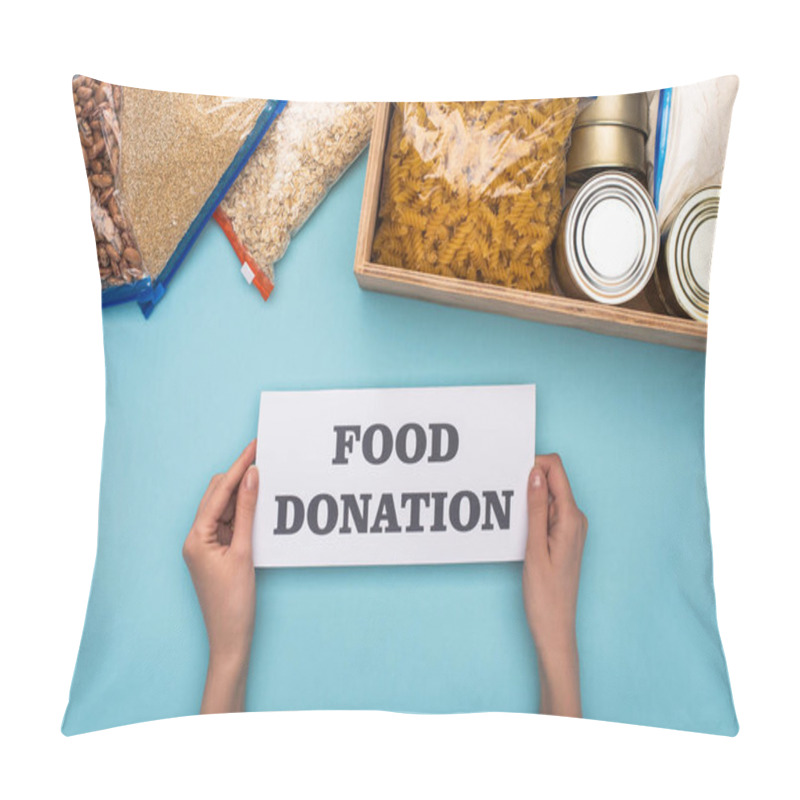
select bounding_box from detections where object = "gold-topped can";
[573,92,649,133]
[555,171,659,305]
[567,125,647,184]
[567,92,649,185]
[647,186,719,322]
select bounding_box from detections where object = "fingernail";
[244,465,258,490]
[531,468,542,489]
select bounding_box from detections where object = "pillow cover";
[63,76,738,736]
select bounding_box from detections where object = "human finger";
[525,465,550,562]
[231,465,259,558]
[202,439,257,523]
[535,453,576,507]
[197,474,224,515]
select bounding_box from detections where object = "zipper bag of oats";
[214,102,376,299]
[72,76,285,314]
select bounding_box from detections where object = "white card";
[253,384,535,567]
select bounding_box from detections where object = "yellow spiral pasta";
[372,100,581,292]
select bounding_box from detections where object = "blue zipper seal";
[101,276,154,308]
[653,88,672,212]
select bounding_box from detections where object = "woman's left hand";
[183,439,259,714]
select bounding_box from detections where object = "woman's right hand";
[523,453,588,718]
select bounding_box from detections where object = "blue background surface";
[63,152,737,736]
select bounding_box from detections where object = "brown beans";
[89,138,105,159]
[74,75,145,286]
[123,247,142,267]
[90,173,113,189]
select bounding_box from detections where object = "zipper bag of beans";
[72,76,285,314]
[214,102,376,299]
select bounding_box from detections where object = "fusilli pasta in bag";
[372,100,582,292]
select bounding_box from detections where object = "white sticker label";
[240,262,255,284]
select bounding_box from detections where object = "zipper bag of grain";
[214,102,376,299]
[72,76,285,314]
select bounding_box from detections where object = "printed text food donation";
[272,422,515,535]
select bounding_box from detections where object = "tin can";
[567,124,647,184]
[567,93,649,185]
[647,186,719,322]
[574,92,649,133]
[555,171,659,305]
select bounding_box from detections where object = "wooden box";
[354,103,708,352]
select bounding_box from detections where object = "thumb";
[525,465,549,562]
[232,465,259,557]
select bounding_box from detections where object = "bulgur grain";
[118,89,265,279]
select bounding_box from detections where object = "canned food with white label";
[555,171,659,305]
